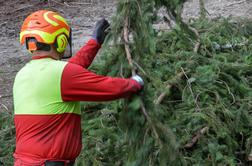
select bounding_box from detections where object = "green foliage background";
[0,109,14,165]
[1,0,252,165]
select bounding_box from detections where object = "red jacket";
[13,39,141,165]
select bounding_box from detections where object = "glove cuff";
[131,75,144,86]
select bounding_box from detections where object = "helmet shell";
[20,10,70,45]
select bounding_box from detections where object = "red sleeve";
[61,63,141,102]
[68,39,101,68]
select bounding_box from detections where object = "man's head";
[20,10,72,59]
[30,42,63,60]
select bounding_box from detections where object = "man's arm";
[68,39,100,68]
[61,63,142,102]
[68,19,110,68]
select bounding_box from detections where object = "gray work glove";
[131,75,144,87]
[92,18,110,45]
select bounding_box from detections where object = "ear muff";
[55,34,68,53]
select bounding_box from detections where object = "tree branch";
[248,154,252,161]
[123,16,136,76]
[184,126,209,149]
[190,27,201,53]
[123,16,150,118]
[122,15,163,141]
[181,67,201,112]
[155,72,184,105]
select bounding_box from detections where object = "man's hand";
[131,75,144,87]
[92,18,110,45]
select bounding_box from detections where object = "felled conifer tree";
[77,0,252,165]
[98,0,191,165]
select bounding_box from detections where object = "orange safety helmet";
[20,10,72,55]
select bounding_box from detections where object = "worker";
[13,10,143,166]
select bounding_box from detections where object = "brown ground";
[0,0,252,114]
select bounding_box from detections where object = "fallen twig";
[248,154,252,161]
[49,0,92,8]
[181,67,201,112]
[0,70,19,73]
[226,0,247,8]
[120,64,124,78]
[0,94,13,98]
[50,0,66,6]
[184,126,209,149]
[199,0,209,18]
[12,5,34,13]
[155,85,171,105]
[190,26,200,53]
[133,60,147,76]
[0,51,8,54]
[0,21,7,27]
[0,103,12,115]
[155,72,184,105]
[67,2,93,6]
[0,12,29,22]
[216,80,236,104]
[0,126,15,136]
[1,104,9,111]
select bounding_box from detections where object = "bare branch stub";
[248,154,252,161]
[184,126,209,149]
[155,72,184,105]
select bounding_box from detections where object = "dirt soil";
[0,0,252,113]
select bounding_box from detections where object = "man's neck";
[32,51,60,60]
